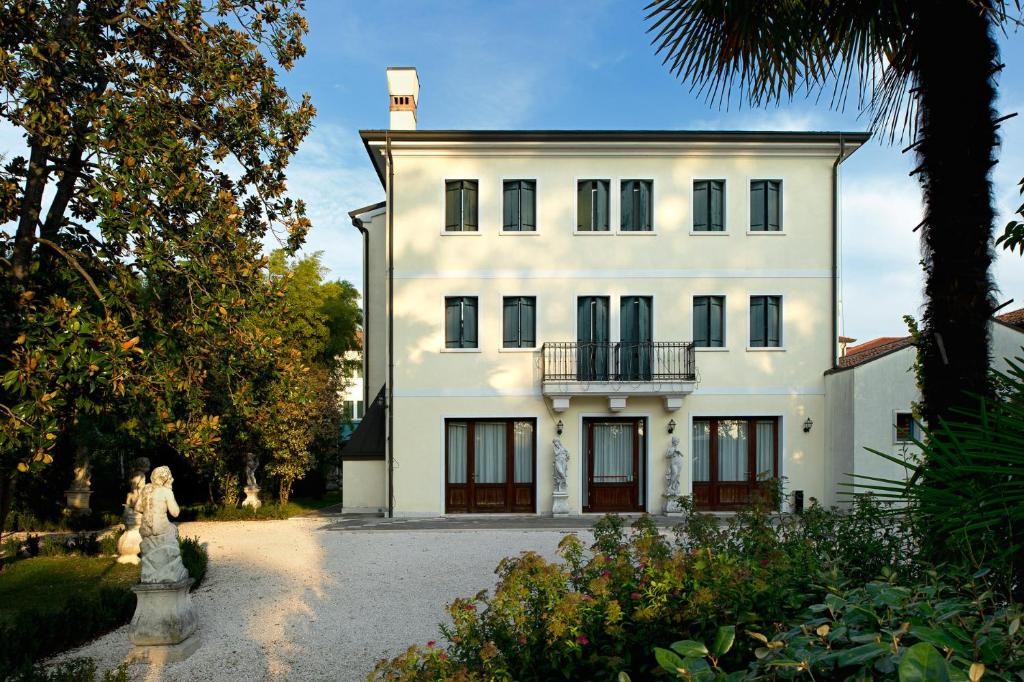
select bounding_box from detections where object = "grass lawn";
[178,491,342,522]
[0,556,139,626]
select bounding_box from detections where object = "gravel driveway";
[53,518,585,681]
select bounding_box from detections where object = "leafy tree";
[0,0,314,535]
[996,177,1024,254]
[644,0,1017,431]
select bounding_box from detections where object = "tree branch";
[12,142,49,281]
[35,238,109,317]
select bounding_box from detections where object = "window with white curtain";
[717,419,748,482]
[447,422,467,484]
[592,423,633,483]
[474,422,507,484]
[513,421,534,483]
[692,417,778,484]
[755,419,775,479]
[693,420,710,482]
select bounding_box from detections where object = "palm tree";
[645,1,1017,430]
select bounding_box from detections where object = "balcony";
[541,341,697,413]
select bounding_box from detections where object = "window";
[445,180,478,232]
[750,179,782,231]
[445,296,478,348]
[693,180,725,232]
[749,295,782,347]
[503,296,536,348]
[343,400,364,421]
[621,180,653,231]
[503,180,536,232]
[577,179,610,232]
[693,296,725,347]
[894,412,921,443]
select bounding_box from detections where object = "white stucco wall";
[342,459,386,513]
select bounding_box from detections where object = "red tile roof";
[837,336,913,369]
[997,307,1024,330]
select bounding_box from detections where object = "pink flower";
[630,592,642,600]
[463,603,476,611]
[439,652,449,661]
[601,570,611,578]
[519,637,527,645]
[582,594,594,602]
[576,635,590,646]
[427,640,436,648]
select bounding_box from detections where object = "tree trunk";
[914,2,998,428]
[0,470,15,546]
[278,479,291,507]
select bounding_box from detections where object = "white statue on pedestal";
[553,438,569,494]
[136,466,189,584]
[65,445,94,516]
[664,436,684,514]
[242,452,262,510]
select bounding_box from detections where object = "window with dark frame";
[693,179,725,231]
[577,179,610,231]
[749,295,782,347]
[444,296,478,348]
[750,179,782,231]
[621,179,653,231]
[502,296,536,348]
[895,412,920,443]
[445,180,478,232]
[693,295,725,347]
[503,180,536,232]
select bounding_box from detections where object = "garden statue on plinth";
[129,465,199,662]
[64,446,93,516]
[664,436,684,515]
[552,438,570,516]
[241,452,261,510]
[117,457,150,564]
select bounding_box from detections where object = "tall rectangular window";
[445,296,478,348]
[577,179,610,231]
[621,179,653,231]
[693,295,725,347]
[693,180,725,232]
[503,180,536,232]
[445,180,478,232]
[750,179,782,231]
[749,295,782,347]
[502,296,536,348]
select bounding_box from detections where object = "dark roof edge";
[994,317,1024,334]
[348,201,386,220]
[360,129,871,145]
[824,342,914,375]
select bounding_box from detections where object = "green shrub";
[7,659,128,682]
[179,536,208,588]
[39,536,65,557]
[97,530,121,557]
[2,536,20,559]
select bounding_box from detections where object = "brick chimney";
[386,67,419,131]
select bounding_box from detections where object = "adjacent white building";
[342,66,875,516]
[825,310,1024,499]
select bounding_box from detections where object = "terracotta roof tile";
[837,336,913,369]
[996,307,1024,330]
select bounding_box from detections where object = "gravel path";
[53,518,585,681]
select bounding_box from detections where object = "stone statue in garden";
[64,445,93,515]
[664,436,684,514]
[552,438,569,494]
[117,457,150,564]
[242,452,262,510]
[136,466,189,584]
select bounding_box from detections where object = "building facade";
[343,67,869,516]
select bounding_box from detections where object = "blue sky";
[281,1,1024,342]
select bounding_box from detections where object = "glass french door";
[619,296,652,380]
[445,419,535,513]
[583,417,645,512]
[692,417,778,510]
[577,297,610,380]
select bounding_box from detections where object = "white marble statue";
[117,457,151,564]
[70,446,92,491]
[665,436,683,498]
[553,438,569,494]
[136,466,189,584]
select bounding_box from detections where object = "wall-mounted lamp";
[803,418,813,433]
[667,419,676,434]
[556,419,564,436]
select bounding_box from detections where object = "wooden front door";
[445,419,536,513]
[584,417,645,512]
[692,417,779,510]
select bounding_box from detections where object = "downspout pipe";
[831,134,846,370]
[386,133,395,519]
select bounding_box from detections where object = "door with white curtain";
[583,417,645,512]
[691,417,779,510]
[445,419,536,513]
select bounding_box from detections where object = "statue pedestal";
[664,495,684,516]
[241,486,261,510]
[64,489,92,516]
[552,491,570,516]
[129,578,198,657]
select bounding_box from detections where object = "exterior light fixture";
[803,418,813,433]
[556,420,564,436]
[667,419,676,434]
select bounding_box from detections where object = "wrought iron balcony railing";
[541,341,696,383]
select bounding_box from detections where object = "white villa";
[341,66,876,516]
